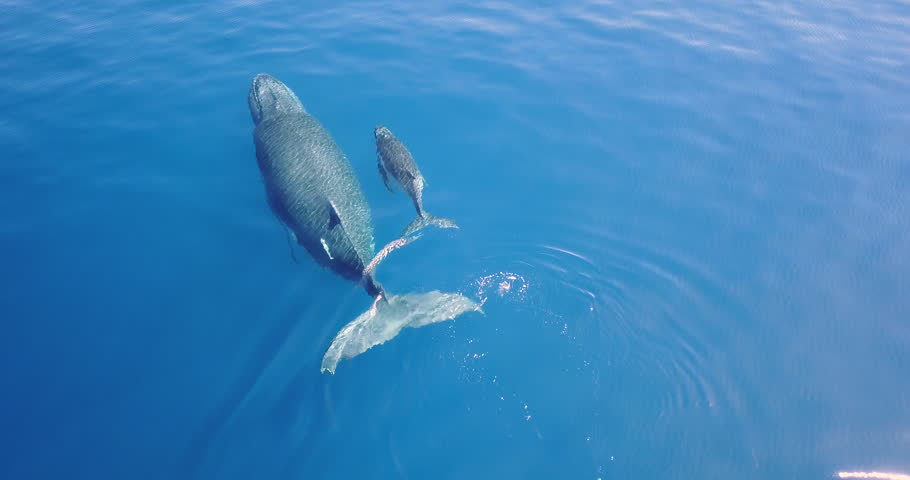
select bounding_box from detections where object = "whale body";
[250,73,386,296]
[249,74,480,374]
[374,125,459,236]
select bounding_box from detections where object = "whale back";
[250,75,376,283]
[375,126,426,199]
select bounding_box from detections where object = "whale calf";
[249,74,480,374]
[374,126,459,236]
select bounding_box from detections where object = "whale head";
[248,73,305,125]
[374,125,394,141]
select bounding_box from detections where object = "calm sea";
[2,1,909,479]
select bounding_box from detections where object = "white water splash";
[475,272,529,301]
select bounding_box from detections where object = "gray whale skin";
[375,125,459,236]
[249,74,480,374]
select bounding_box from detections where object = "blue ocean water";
[2,0,909,478]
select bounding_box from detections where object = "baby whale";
[249,74,480,374]
[374,126,459,236]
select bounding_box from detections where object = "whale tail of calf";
[402,212,459,237]
[320,291,482,374]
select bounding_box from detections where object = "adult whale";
[249,74,480,374]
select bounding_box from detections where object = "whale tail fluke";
[402,212,459,237]
[321,290,482,374]
[324,231,480,374]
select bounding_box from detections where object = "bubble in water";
[475,272,529,302]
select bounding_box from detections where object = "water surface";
[1,1,909,478]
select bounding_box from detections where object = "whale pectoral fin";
[320,237,334,260]
[378,158,394,193]
[327,201,342,229]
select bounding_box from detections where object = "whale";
[249,74,480,374]
[374,125,459,236]
[250,73,390,296]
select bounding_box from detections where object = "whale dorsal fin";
[328,201,342,229]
